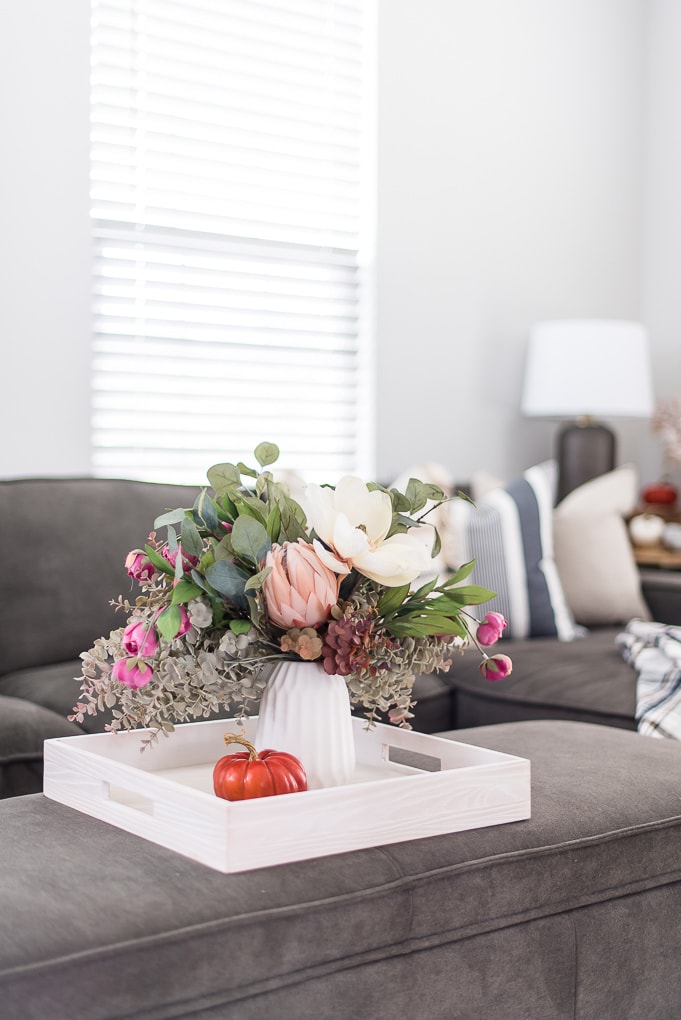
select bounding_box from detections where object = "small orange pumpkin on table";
[213,733,308,801]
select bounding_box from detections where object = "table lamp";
[521,319,654,502]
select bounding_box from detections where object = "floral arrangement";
[71,443,511,746]
[652,398,681,469]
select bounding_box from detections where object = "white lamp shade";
[521,319,654,419]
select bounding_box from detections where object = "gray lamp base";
[556,421,616,503]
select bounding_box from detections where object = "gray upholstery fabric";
[2,721,681,1018]
[0,695,81,797]
[441,627,638,731]
[0,477,198,676]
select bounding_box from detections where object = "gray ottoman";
[2,720,681,1019]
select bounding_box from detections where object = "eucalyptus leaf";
[180,516,204,559]
[254,441,280,467]
[231,515,270,565]
[153,507,187,529]
[207,463,241,496]
[204,560,249,608]
[405,478,428,512]
[194,490,220,533]
[236,461,258,478]
[229,619,252,635]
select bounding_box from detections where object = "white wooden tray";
[43,717,530,873]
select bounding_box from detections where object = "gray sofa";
[5,477,681,1018]
[0,475,676,797]
[5,720,681,1018]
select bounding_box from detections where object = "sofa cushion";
[442,627,637,731]
[0,477,199,677]
[445,461,578,640]
[553,465,650,626]
[0,694,82,798]
[3,721,681,1018]
[0,661,112,735]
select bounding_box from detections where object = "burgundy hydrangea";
[323,611,379,676]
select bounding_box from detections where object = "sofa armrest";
[639,568,681,626]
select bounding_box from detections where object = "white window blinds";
[90,0,374,485]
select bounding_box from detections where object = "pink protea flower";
[263,540,341,630]
[124,549,155,582]
[111,657,154,689]
[479,654,513,681]
[122,620,159,658]
[476,612,508,647]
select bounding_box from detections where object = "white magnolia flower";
[303,475,433,587]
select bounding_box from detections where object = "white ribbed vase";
[256,660,356,790]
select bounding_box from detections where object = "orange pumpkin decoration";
[213,733,308,801]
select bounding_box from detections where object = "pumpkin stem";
[222,732,259,760]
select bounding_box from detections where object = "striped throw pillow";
[446,461,579,641]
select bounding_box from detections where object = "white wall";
[1,0,678,487]
[0,1,91,478]
[376,0,647,483]
[643,0,681,485]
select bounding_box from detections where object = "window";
[90,0,375,484]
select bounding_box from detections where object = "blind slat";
[92,0,372,485]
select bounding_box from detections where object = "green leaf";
[377,583,411,618]
[193,490,220,533]
[423,483,447,501]
[254,441,280,467]
[170,579,203,605]
[236,461,258,478]
[230,619,252,635]
[430,527,441,559]
[231,515,270,565]
[244,566,272,592]
[410,576,439,600]
[205,560,249,608]
[144,544,175,577]
[265,502,282,542]
[156,605,182,642]
[207,463,241,496]
[448,584,497,605]
[405,478,428,512]
[440,560,476,586]
[154,507,187,529]
[389,489,412,513]
[180,516,204,559]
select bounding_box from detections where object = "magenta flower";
[479,654,513,681]
[161,544,199,574]
[477,612,508,647]
[111,657,154,689]
[175,606,192,638]
[124,549,155,582]
[122,620,159,658]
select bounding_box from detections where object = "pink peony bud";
[477,612,508,647]
[175,606,192,638]
[479,654,513,681]
[263,539,342,630]
[122,620,159,658]
[125,550,155,582]
[111,657,154,689]
[161,544,199,574]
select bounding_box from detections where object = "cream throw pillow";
[553,465,650,626]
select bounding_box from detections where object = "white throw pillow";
[445,461,580,641]
[553,465,650,626]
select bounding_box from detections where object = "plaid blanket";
[616,620,681,739]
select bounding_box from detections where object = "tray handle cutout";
[107,782,154,816]
[387,745,442,772]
